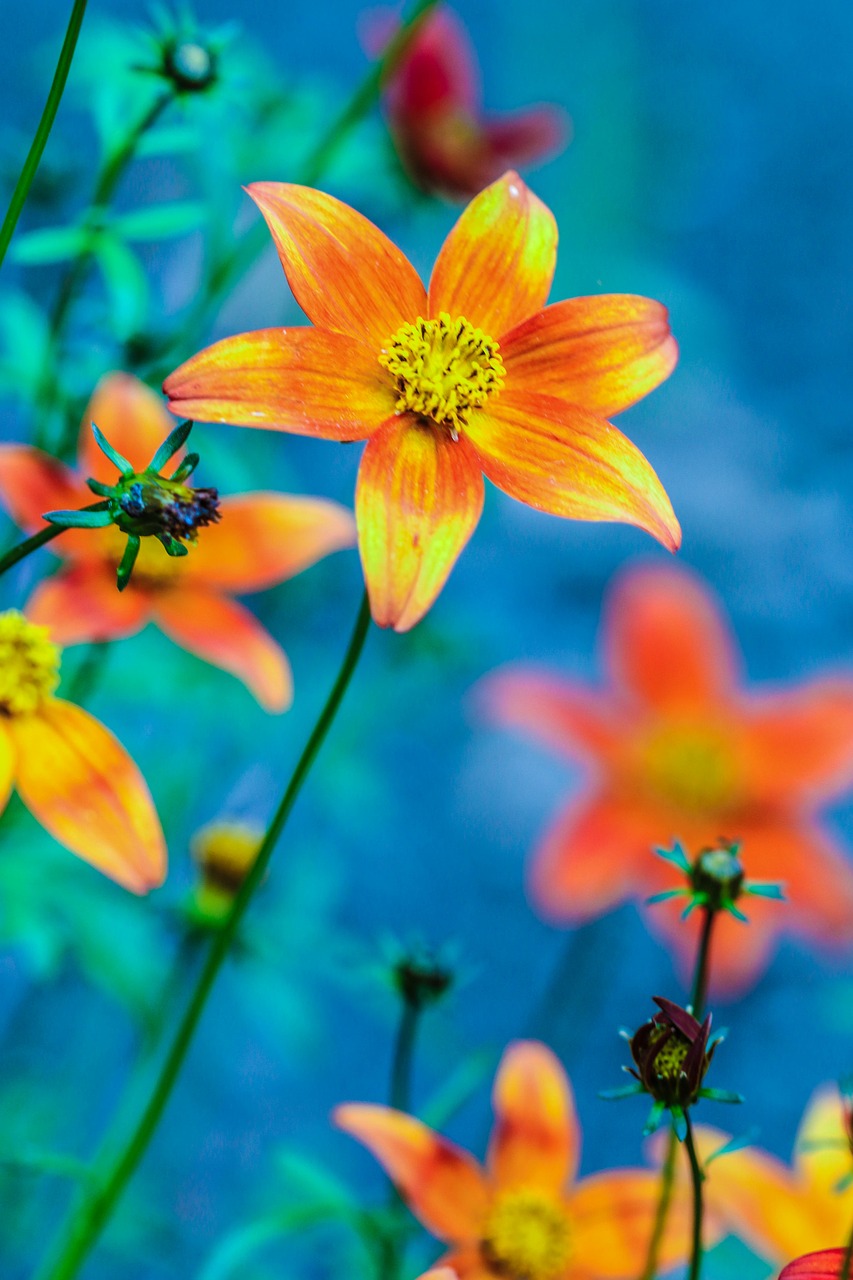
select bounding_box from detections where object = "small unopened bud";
[188,821,264,926]
[690,845,745,912]
[392,948,453,1010]
[162,39,217,93]
[114,473,220,541]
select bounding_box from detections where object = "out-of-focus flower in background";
[0,372,356,710]
[478,562,853,995]
[362,6,568,199]
[187,819,262,926]
[165,171,679,632]
[0,610,165,892]
[335,1039,693,1280]
[780,1253,847,1280]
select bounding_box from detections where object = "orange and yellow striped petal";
[181,493,355,593]
[164,328,394,441]
[0,445,91,537]
[355,416,484,631]
[464,391,680,551]
[500,295,678,417]
[475,667,621,763]
[246,183,427,348]
[781,1252,848,1280]
[153,587,292,713]
[571,1169,691,1278]
[9,699,166,893]
[428,171,557,338]
[487,1041,579,1193]
[78,372,177,482]
[334,1103,489,1243]
[741,681,853,806]
[26,564,152,644]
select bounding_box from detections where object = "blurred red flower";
[780,1255,847,1280]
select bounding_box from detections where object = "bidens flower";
[0,611,165,892]
[335,1040,692,1280]
[478,562,853,995]
[164,171,680,633]
[0,372,356,711]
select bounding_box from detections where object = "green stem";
[683,1112,704,1280]
[0,503,107,580]
[842,1220,853,1280]
[62,642,110,706]
[35,589,372,1280]
[379,999,421,1280]
[689,906,715,1020]
[0,0,89,272]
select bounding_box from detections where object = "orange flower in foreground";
[478,562,853,995]
[0,373,356,711]
[0,610,165,892]
[365,7,567,198]
[164,171,680,632]
[780,1254,847,1280]
[335,1040,692,1280]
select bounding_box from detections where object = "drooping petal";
[9,699,166,893]
[246,183,427,347]
[429,171,557,337]
[464,391,680,551]
[500,296,678,417]
[78,372,177,482]
[0,445,91,535]
[741,681,853,806]
[603,563,739,713]
[334,1104,489,1243]
[486,1041,579,1193]
[474,666,621,763]
[781,1253,848,1280]
[180,493,356,593]
[164,328,394,441]
[26,564,152,644]
[355,416,484,631]
[571,1169,692,1278]
[152,588,292,713]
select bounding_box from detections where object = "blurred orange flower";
[164,171,680,633]
[0,372,356,711]
[479,562,853,995]
[335,1040,692,1280]
[364,6,567,198]
[0,610,165,893]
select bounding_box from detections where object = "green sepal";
[85,477,117,498]
[170,452,199,482]
[670,1106,688,1142]
[159,536,189,558]
[705,1128,759,1165]
[745,882,786,900]
[698,1088,744,1105]
[725,902,750,923]
[647,888,689,905]
[148,419,193,472]
[643,1101,667,1135]
[681,897,703,919]
[92,422,133,476]
[599,1083,645,1101]
[44,507,113,528]
[117,535,141,591]
[654,841,691,872]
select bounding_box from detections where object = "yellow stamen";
[482,1189,571,1280]
[648,1025,690,1079]
[641,724,739,815]
[0,611,60,716]
[379,311,505,436]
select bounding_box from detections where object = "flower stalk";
[684,1111,705,1280]
[0,501,108,579]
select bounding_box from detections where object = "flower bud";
[188,821,263,926]
[629,997,716,1112]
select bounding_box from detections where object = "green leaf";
[10,225,92,265]
[114,201,207,242]
[93,235,149,340]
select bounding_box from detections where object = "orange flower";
[0,372,356,711]
[0,610,165,892]
[478,562,853,995]
[364,7,567,198]
[164,171,680,632]
[334,1040,692,1280]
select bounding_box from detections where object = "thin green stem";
[0,503,107,580]
[379,999,422,1280]
[35,590,372,1280]
[0,0,89,272]
[689,907,715,1020]
[683,1112,705,1280]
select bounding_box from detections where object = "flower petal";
[334,1103,488,1243]
[474,666,621,762]
[487,1041,579,1193]
[0,722,15,816]
[246,183,427,347]
[153,588,292,713]
[501,296,678,417]
[26,564,152,644]
[355,416,484,631]
[465,391,680,551]
[603,564,739,712]
[180,493,356,593]
[9,699,166,893]
[380,7,480,117]
[781,1253,848,1280]
[480,108,568,173]
[795,1085,853,1207]
[78,372,177,482]
[571,1169,692,1278]
[429,171,557,337]
[0,445,91,535]
[741,681,853,806]
[164,328,394,441]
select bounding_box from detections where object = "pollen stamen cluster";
[648,1026,690,1081]
[482,1188,571,1280]
[0,611,60,717]
[379,311,505,437]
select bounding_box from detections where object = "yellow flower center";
[0,611,60,716]
[482,1189,571,1280]
[648,1025,690,1079]
[641,724,739,815]
[379,311,505,436]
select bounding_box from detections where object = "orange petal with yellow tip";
[501,295,678,417]
[464,391,680,551]
[181,493,355,593]
[781,1253,848,1280]
[487,1041,579,1193]
[334,1103,489,1242]
[355,416,484,631]
[153,587,292,712]
[26,564,153,645]
[9,699,166,893]
[0,445,91,535]
[429,171,557,338]
[164,328,394,441]
[78,372,177,483]
[474,667,621,763]
[603,563,738,712]
[741,681,853,806]
[571,1169,692,1278]
[246,183,427,348]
